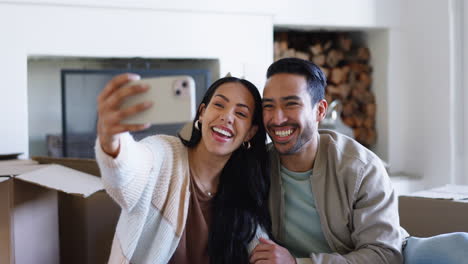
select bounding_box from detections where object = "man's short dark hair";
[266,57,326,105]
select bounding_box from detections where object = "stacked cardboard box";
[399,184,468,237]
[0,157,120,264]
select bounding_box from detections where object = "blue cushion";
[404,232,468,264]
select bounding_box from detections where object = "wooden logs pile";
[274,32,376,147]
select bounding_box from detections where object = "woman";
[95,74,271,264]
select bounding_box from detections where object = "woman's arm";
[95,73,157,212]
[96,132,156,212]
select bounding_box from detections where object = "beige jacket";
[268,130,408,264]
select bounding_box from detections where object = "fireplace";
[28,57,219,158]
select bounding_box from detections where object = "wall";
[0,0,279,15]
[390,0,454,189]
[1,0,397,158]
[0,2,273,156]
[274,0,399,28]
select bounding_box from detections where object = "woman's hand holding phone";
[97,73,153,157]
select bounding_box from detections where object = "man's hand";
[249,238,297,264]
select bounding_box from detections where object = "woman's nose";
[220,110,234,124]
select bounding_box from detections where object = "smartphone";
[119,76,196,125]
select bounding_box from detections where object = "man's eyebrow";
[215,94,250,110]
[281,95,301,101]
[262,96,301,103]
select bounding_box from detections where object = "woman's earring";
[194,120,200,130]
[243,141,251,150]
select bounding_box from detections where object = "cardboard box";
[32,156,100,177]
[0,158,120,264]
[0,176,14,264]
[399,184,468,237]
[0,162,60,264]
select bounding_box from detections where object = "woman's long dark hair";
[179,76,271,264]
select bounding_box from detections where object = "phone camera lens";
[175,89,181,95]
[182,81,188,88]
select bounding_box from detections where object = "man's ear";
[198,103,206,121]
[245,125,258,142]
[316,99,328,122]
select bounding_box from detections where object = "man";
[250,58,407,264]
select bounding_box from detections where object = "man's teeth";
[275,129,293,137]
[213,127,233,137]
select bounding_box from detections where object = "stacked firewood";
[274,31,376,147]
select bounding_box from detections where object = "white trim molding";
[463,0,468,184]
[449,0,466,184]
[0,0,279,15]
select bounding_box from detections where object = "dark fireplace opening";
[28,57,219,158]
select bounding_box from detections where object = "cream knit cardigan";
[95,133,267,264]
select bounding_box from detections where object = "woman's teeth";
[212,127,233,137]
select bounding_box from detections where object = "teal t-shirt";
[281,165,332,257]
